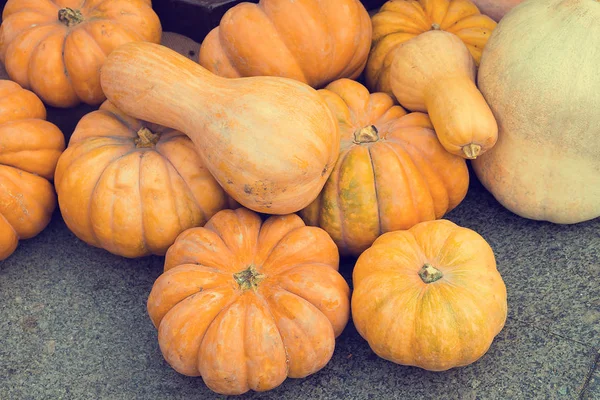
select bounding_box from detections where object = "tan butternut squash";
[100,42,340,215]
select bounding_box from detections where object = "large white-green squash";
[473,0,600,224]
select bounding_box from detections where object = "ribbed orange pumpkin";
[147,207,350,395]
[300,79,469,256]
[366,0,496,99]
[0,0,161,108]
[0,80,65,261]
[352,219,508,371]
[54,101,233,258]
[198,0,372,88]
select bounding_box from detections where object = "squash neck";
[233,265,265,291]
[353,125,380,144]
[135,127,160,148]
[418,263,443,283]
[58,8,84,27]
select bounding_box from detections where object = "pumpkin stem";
[233,265,266,291]
[418,263,443,284]
[135,127,161,148]
[353,125,379,144]
[431,23,441,30]
[58,8,84,27]
[462,143,482,159]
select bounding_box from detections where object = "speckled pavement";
[1,32,599,400]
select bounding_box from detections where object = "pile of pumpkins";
[0,0,598,396]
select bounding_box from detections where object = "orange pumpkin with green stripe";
[300,79,469,256]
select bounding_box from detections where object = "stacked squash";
[0,81,65,260]
[5,0,598,396]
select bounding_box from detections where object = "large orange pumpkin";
[352,219,508,371]
[198,0,372,88]
[366,0,496,99]
[300,78,469,256]
[0,0,162,108]
[0,80,65,261]
[54,101,234,258]
[147,207,350,395]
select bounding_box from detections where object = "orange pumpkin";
[352,219,508,371]
[300,79,469,256]
[147,207,350,395]
[0,0,161,108]
[54,100,234,258]
[0,80,65,261]
[366,0,496,99]
[198,0,372,88]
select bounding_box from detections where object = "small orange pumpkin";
[198,0,372,88]
[366,0,496,99]
[54,101,234,258]
[352,219,508,371]
[0,80,65,261]
[147,207,350,395]
[300,78,469,256]
[0,0,161,108]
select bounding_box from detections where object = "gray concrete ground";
[1,33,599,400]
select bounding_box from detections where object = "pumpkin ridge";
[269,260,338,278]
[77,24,109,57]
[255,226,306,274]
[333,2,365,81]
[155,152,185,250]
[157,144,207,224]
[0,166,55,235]
[256,2,309,85]
[109,18,147,42]
[249,288,291,370]
[387,134,453,212]
[196,292,244,372]
[86,147,137,246]
[388,138,442,212]
[0,209,19,238]
[21,27,62,87]
[0,165,46,205]
[59,32,76,98]
[366,145,383,238]
[264,287,323,369]
[374,280,411,350]
[270,276,332,314]
[380,140,421,222]
[436,283,489,366]
[153,277,235,328]
[334,149,352,251]
[431,226,460,266]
